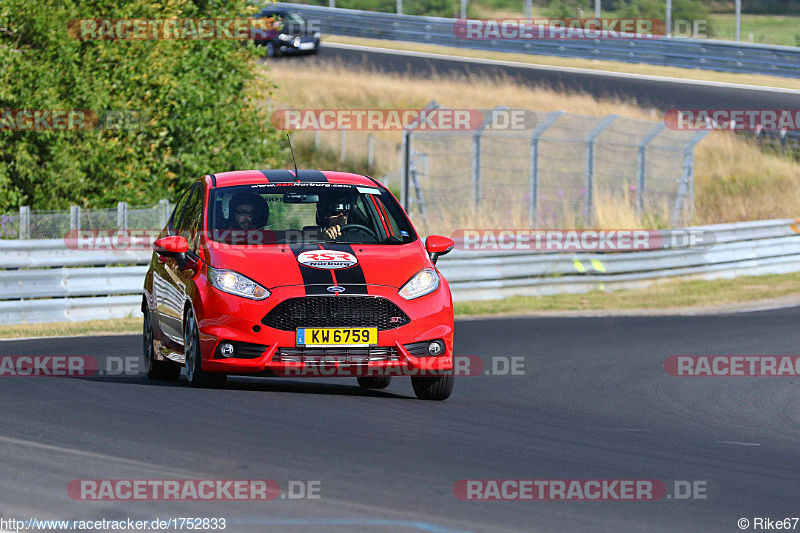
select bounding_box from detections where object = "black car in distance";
[254,8,320,57]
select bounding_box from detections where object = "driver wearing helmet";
[317,197,352,240]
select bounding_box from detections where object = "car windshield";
[208,183,417,246]
[263,11,305,31]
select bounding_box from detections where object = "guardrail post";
[528,111,563,227]
[472,129,482,209]
[585,115,618,225]
[329,0,335,7]
[70,205,81,232]
[368,134,374,169]
[402,100,439,213]
[396,0,402,15]
[636,123,666,216]
[410,167,427,228]
[340,130,346,162]
[735,0,741,42]
[19,206,30,240]
[159,199,170,228]
[461,0,468,19]
[666,0,672,37]
[117,202,128,231]
[671,130,710,226]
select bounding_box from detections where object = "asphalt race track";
[305,43,800,111]
[2,308,800,532]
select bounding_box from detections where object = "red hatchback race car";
[142,170,456,400]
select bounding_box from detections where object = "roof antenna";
[286,133,299,178]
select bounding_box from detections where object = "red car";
[142,170,456,400]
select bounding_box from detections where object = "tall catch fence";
[1,201,171,240]
[397,105,709,234]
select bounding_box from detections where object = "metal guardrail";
[277,3,800,78]
[0,218,798,324]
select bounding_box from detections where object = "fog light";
[427,340,444,356]
[220,343,235,358]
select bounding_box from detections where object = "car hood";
[204,241,430,291]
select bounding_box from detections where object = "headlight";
[278,33,292,41]
[208,266,270,300]
[398,268,439,300]
[313,32,321,39]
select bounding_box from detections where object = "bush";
[544,0,583,18]
[0,0,286,212]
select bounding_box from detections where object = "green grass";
[708,14,800,46]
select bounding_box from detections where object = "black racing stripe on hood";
[258,169,295,182]
[321,243,368,295]
[295,170,328,182]
[289,244,334,295]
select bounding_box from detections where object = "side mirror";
[425,235,455,265]
[154,236,189,267]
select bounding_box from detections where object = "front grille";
[262,296,410,331]
[274,346,399,364]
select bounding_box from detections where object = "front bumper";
[195,282,454,377]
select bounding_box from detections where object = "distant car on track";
[142,170,456,400]
[253,8,320,57]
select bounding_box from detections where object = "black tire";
[411,372,454,401]
[184,308,227,388]
[143,307,180,381]
[357,376,392,389]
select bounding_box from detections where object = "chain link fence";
[2,201,171,240]
[397,105,709,234]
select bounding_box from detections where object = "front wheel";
[411,372,453,401]
[184,309,226,388]
[143,307,180,381]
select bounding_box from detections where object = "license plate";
[296,327,377,347]
[298,42,315,50]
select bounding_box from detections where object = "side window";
[176,185,204,252]
[169,186,194,234]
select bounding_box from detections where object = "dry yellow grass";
[264,61,800,230]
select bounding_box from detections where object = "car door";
[156,184,201,344]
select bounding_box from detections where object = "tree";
[0,0,286,211]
